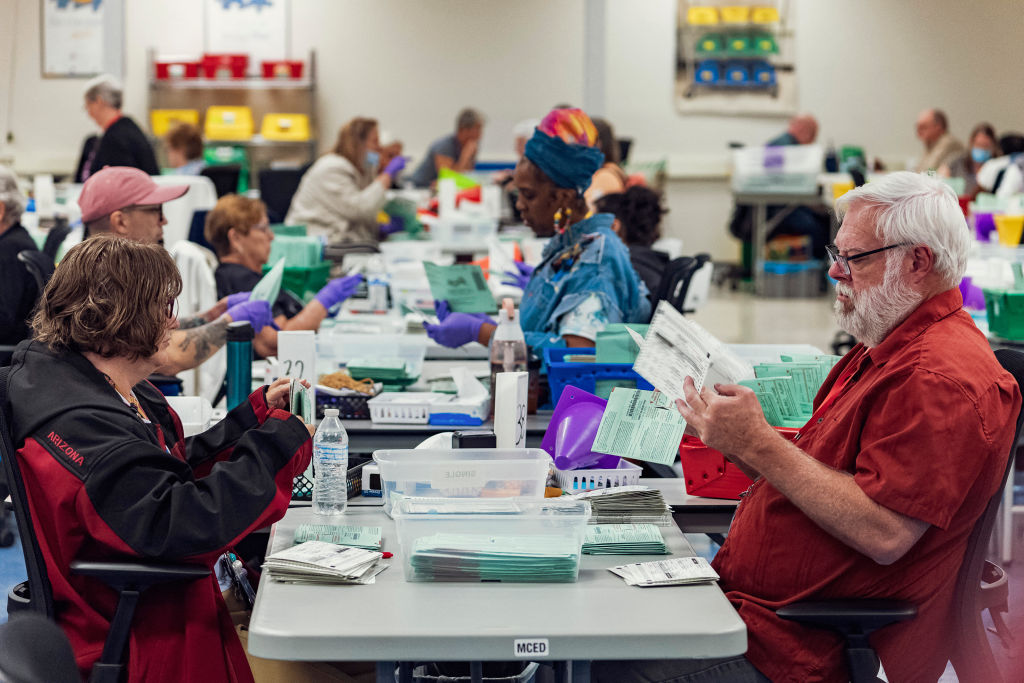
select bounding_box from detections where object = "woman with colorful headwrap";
[425,108,650,350]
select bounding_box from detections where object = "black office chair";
[41,220,71,262]
[0,366,210,683]
[259,166,309,224]
[0,612,80,683]
[777,348,1024,683]
[200,164,242,198]
[651,253,711,318]
[17,250,55,294]
[187,209,213,251]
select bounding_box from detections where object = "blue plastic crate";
[543,348,652,406]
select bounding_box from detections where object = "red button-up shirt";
[713,288,1020,682]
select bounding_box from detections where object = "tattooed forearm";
[157,318,229,373]
[176,315,206,330]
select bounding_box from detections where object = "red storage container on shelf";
[154,60,200,80]
[201,54,249,79]
[679,427,800,500]
[261,60,304,79]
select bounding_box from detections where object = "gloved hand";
[501,261,535,289]
[379,215,405,236]
[226,300,278,333]
[226,291,251,308]
[424,300,496,348]
[315,274,363,310]
[434,300,496,324]
[383,156,406,177]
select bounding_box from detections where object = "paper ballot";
[293,524,383,550]
[631,302,754,404]
[592,389,687,465]
[251,257,286,304]
[423,262,498,313]
[609,556,719,587]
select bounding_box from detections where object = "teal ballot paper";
[408,533,579,582]
[293,524,383,550]
[423,262,498,314]
[583,524,669,555]
[592,388,688,465]
[252,257,286,304]
[288,378,313,423]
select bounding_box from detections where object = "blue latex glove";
[383,156,406,177]
[226,300,278,333]
[425,300,496,348]
[315,274,363,310]
[226,291,251,308]
[379,215,405,236]
[501,261,535,289]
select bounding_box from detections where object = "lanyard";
[793,355,863,442]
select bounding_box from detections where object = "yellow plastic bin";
[260,113,311,141]
[687,6,719,25]
[831,181,855,201]
[204,106,254,141]
[752,6,781,23]
[151,109,200,137]
[994,215,1024,246]
[720,6,751,23]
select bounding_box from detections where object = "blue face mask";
[365,150,380,169]
[971,147,993,164]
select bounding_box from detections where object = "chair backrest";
[259,166,309,224]
[949,348,1024,675]
[187,210,212,252]
[0,365,55,618]
[200,165,242,198]
[16,250,55,295]
[652,253,711,317]
[41,222,70,262]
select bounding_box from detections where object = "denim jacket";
[520,213,650,350]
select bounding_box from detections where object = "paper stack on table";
[609,556,719,587]
[293,524,383,550]
[409,533,580,582]
[264,540,387,584]
[571,486,672,525]
[583,524,669,555]
[592,388,687,465]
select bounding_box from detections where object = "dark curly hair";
[595,185,667,247]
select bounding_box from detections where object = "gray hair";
[455,107,485,131]
[0,165,25,229]
[835,171,970,289]
[83,75,123,110]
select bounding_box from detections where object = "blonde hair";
[332,117,378,169]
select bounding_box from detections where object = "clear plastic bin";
[732,144,824,195]
[391,497,591,582]
[317,333,427,378]
[373,448,553,517]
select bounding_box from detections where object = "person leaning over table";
[425,108,650,351]
[77,167,277,374]
[592,172,1021,683]
[408,107,485,188]
[205,194,362,357]
[3,235,315,683]
[0,165,42,348]
[285,116,406,246]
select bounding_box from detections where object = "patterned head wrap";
[523,108,605,195]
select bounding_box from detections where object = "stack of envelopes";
[264,540,386,584]
[574,486,672,525]
[582,524,669,555]
[409,533,580,582]
[293,524,383,550]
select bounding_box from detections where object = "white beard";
[834,257,923,347]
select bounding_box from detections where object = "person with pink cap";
[77,166,276,374]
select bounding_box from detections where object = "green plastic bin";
[983,289,1024,340]
[271,223,308,237]
[263,261,331,303]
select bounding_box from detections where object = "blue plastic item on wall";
[694,59,721,84]
[724,61,751,84]
[751,61,776,85]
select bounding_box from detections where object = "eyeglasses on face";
[825,243,909,276]
[124,204,165,221]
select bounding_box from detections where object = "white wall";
[4,0,1024,259]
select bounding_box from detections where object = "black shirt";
[214,262,305,320]
[628,245,670,301]
[88,116,160,177]
[0,223,42,345]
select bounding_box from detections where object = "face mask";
[365,150,380,169]
[971,147,993,164]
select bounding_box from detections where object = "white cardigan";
[285,153,385,244]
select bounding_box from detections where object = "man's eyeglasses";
[124,205,165,221]
[825,243,909,276]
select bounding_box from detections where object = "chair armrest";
[777,599,917,634]
[70,560,210,590]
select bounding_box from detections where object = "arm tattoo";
[177,315,206,330]
[175,318,228,368]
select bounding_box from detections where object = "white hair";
[0,165,25,228]
[83,74,123,110]
[834,171,970,289]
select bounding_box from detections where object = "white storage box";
[317,332,427,378]
[372,448,553,517]
[430,215,498,243]
[391,497,591,582]
[732,144,823,195]
[553,459,642,492]
[165,396,213,437]
[368,392,447,424]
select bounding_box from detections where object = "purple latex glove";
[501,261,535,289]
[434,300,496,324]
[226,300,278,333]
[383,156,406,177]
[315,274,363,310]
[379,215,405,236]
[225,291,251,308]
[425,300,496,347]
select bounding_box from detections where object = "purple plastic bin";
[975,213,996,242]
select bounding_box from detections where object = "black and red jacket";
[6,341,312,683]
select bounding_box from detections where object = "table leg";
[376,661,395,683]
[571,660,591,683]
[553,661,568,682]
[470,661,484,683]
[753,202,767,295]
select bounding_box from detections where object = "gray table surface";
[247,506,746,664]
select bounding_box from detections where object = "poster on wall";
[675,0,797,117]
[42,0,123,78]
[205,0,290,75]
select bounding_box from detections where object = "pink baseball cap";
[78,167,189,223]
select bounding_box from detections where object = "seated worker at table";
[408,107,485,188]
[595,185,669,299]
[164,122,206,176]
[914,108,965,174]
[285,117,406,246]
[78,166,277,373]
[425,108,650,351]
[206,194,362,357]
[0,165,42,349]
[593,172,1021,683]
[584,116,628,209]
[5,235,315,683]
[78,75,160,181]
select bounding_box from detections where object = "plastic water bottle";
[312,408,349,516]
[489,298,528,417]
[366,255,389,312]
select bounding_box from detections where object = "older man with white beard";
[591,172,1021,683]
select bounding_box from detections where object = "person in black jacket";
[0,165,43,348]
[595,186,670,299]
[81,76,159,180]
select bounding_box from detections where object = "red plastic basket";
[201,54,249,79]
[155,61,200,80]
[261,60,304,79]
[680,427,799,499]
